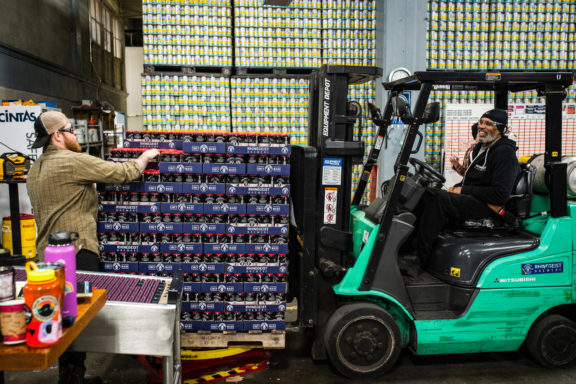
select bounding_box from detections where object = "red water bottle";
[24,262,62,348]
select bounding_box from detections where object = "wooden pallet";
[180,330,285,349]
[235,67,314,76]
[143,65,232,75]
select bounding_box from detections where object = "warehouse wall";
[0,0,127,115]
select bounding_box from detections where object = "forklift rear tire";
[526,314,576,369]
[324,302,401,379]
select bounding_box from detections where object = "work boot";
[59,363,103,384]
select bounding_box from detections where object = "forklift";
[289,66,576,378]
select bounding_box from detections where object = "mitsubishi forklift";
[289,66,576,378]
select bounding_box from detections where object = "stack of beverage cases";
[0,231,78,347]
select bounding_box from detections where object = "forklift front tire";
[324,302,401,379]
[526,314,576,369]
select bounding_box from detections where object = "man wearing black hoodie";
[412,109,520,265]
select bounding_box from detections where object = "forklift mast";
[290,65,382,328]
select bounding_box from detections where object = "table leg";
[162,356,173,384]
[8,183,22,255]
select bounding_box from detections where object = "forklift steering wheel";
[409,157,446,184]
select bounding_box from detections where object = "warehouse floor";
[6,327,576,384]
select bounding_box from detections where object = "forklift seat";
[463,162,536,230]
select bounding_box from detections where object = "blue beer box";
[202,283,244,293]
[158,162,203,174]
[244,243,288,254]
[181,263,225,274]
[142,182,183,194]
[226,144,291,156]
[99,203,160,214]
[242,303,287,312]
[246,164,290,176]
[180,321,202,331]
[97,222,139,233]
[182,142,227,154]
[139,223,183,233]
[226,224,289,235]
[243,321,285,332]
[139,262,182,273]
[182,223,225,234]
[182,183,226,195]
[101,243,160,254]
[203,163,246,175]
[226,185,289,196]
[182,301,224,312]
[204,203,245,215]
[202,321,243,332]
[182,282,202,293]
[225,264,287,274]
[246,204,289,215]
[160,203,203,214]
[244,283,286,293]
[97,182,142,192]
[123,140,182,150]
[100,261,139,273]
[204,243,245,254]
[160,242,203,254]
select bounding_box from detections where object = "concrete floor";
[5,329,576,384]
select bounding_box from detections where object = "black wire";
[0,141,21,153]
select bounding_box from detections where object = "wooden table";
[0,289,106,371]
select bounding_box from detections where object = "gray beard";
[479,131,498,144]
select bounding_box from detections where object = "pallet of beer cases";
[97,131,289,332]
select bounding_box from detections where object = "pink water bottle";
[44,231,78,327]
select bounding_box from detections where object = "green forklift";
[289,67,575,378]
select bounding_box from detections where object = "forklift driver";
[408,109,520,267]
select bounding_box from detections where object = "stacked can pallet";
[427,0,574,71]
[97,131,290,332]
[234,0,323,68]
[142,0,233,67]
[424,0,576,170]
[230,76,309,143]
[322,0,376,66]
[141,73,231,132]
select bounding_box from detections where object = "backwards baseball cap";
[32,111,70,148]
[480,109,508,133]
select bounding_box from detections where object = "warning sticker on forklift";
[324,188,338,224]
[322,158,342,185]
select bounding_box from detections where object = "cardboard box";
[100,261,139,273]
[140,222,183,233]
[142,182,183,194]
[246,164,290,176]
[139,262,182,273]
[204,243,245,254]
[244,243,288,254]
[97,222,139,233]
[246,204,289,215]
[182,301,224,312]
[182,183,226,194]
[181,263,225,274]
[226,144,291,155]
[182,223,226,234]
[101,243,160,253]
[226,185,289,196]
[243,321,285,331]
[204,203,246,215]
[182,142,227,154]
[160,202,203,214]
[224,264,287,274]
[160,242,202,254]
[99,203,160,213]
[203,163,246,175]
[158,162,203,174]
[244,283,286,293]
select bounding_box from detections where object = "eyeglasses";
[58,128,76,134]
[478,119,503,127]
